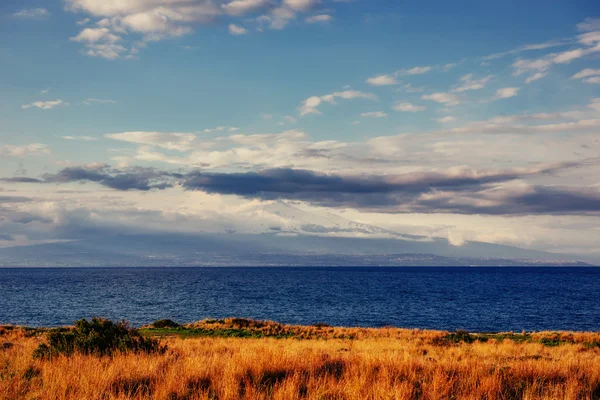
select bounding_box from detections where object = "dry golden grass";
[1,320,600,400]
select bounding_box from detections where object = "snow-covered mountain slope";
[238,200,421,240]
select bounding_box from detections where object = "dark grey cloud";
[0,196,33,203]
[0,208,51,224]
[181,168,531,197]
[179,166,600,215]
[41,166,179,191]
[1,177,44,183]
[2,163,598,215]
[412,186,600,216]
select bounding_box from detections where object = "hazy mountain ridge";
[0,201,594,267]
[241,201,426,240]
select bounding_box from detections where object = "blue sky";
[0,0,599,258]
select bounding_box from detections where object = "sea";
[1,266,599,332]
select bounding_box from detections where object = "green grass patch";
[140,327,296,339]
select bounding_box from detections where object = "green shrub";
[151,319,181,329]
[445,330,477,344]
[33,317,166,359]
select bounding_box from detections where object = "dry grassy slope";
[1,319,600,400]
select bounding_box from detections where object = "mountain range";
[0,201,593,267]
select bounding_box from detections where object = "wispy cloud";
[105,132,200,152]
[366,74,399,86]
[228,24,248,35]
[361,111,387,118]
[422,92,460,106]
[61,136,98,141]
[399,66,432,75]
[452,74,494,92]
[490,87,520,101]
[512,32,600,80]
[0,144,49,157]
[13,8,49,18]
[482,38,573,61]
[525,72,547,84]
[436,116,456,123]
[393,102,426,112]
[572,69,600,84]
[305,14,332,24]
[21,99,65,110]
[299,90,377,116]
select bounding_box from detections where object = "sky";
[0,0,599,259]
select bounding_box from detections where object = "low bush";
[33,317,166,359]
[151,319,181,329]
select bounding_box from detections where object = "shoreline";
[3,317,600,345]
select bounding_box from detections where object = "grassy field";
[1,318,600,399]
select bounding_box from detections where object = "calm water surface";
[1,267,599,331]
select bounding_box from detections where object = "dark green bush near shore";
[151,319,181,329]
[33,317,166,359]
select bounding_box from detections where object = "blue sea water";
[0,267,599,332]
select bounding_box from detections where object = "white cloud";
[253,0,320,30]
[422,92,460,106]
[512,31,600,77]
[436,116,456,123]
[305,14,332,24]
[366,74,398,86]
[0,144,49,157]
[77,18,91,25]
[257,7,296,30]
[447,230,466,246]
[13,8,49,18]
[65,0,340,58]
[40,88,51,94]
[105,131,200,152]
[284,0,319,12]
[83,43,128,60]
[572,68,600,79]
[70,27,127,59]
[483,39,572,61]
[71,27,122,43]
[553,48,586,63]
[361,111,387,118]
[22,99,65,110]
[587,98,600,112]
[577,18,600,32]
[585,77,600,84]
[452,74,493,92]
[400,66,432,75]
[525,72,547,84]
[222,0,269,16]
[61,136,98,141]
[202,126,239,133]
[228,24,248,35]
[299,90,377,116]
[393,102,426,112]
[443,63,457,71]
[491,87,519,101]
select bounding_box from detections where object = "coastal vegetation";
[1,318,600,399]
